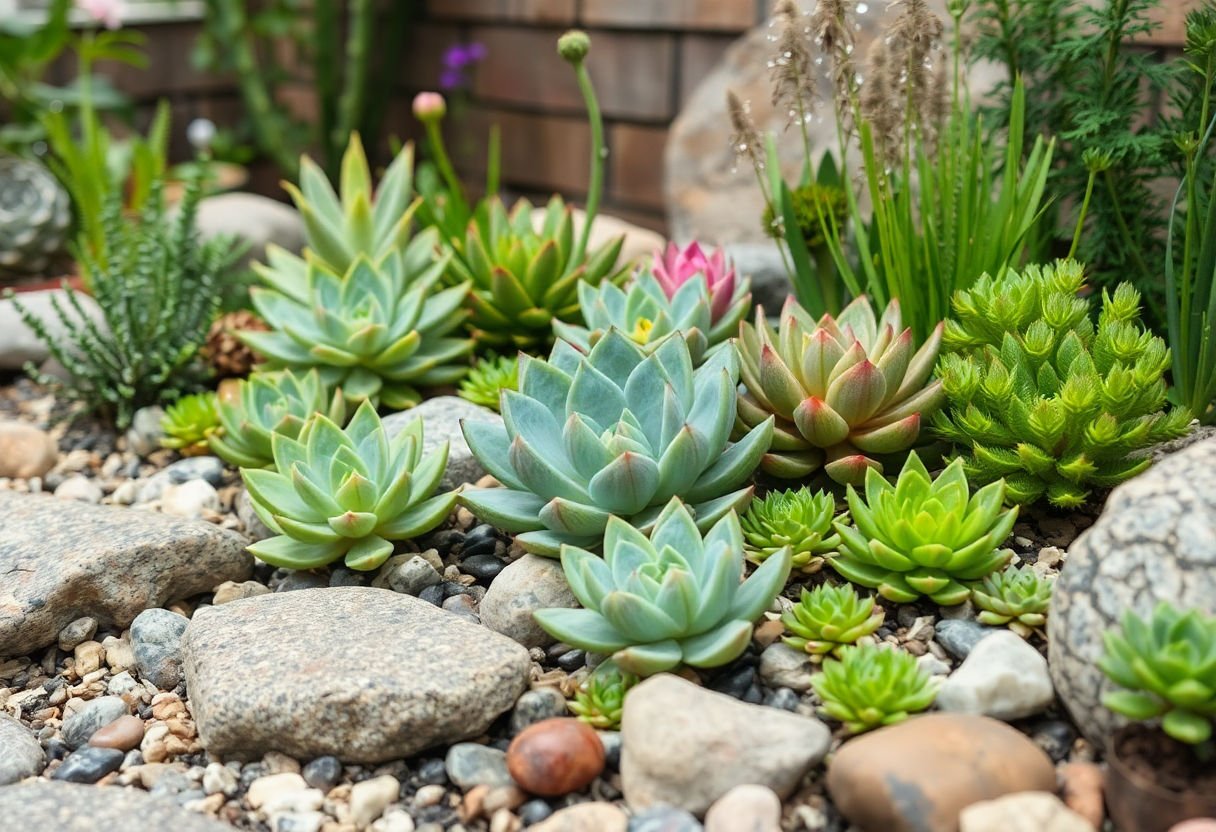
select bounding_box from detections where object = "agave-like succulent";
[740,487,841,573]
[568,661,638,729]
[812,644,940,734]
[1099,603,1216,745]
[443,196,628,351]
[533,498,792,676]
[832,453,1017,605]
[459,330,774,556]
[782,583,885,659]
[736,296,945,485]
[651,242,752,342]
[971,566,1053,638]
[241,400,457,570]
[160,392,222,457]
[458,354,519,412]
[209,369,346,469]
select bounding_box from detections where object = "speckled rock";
[1049,437,1216,747]
[704,784,782,832]
[937,631,1054,721]
[0,420,57,478]
[0,781,232,830]
[182,587,531,762]
[0,713,46,784]
[62,695,129,749]
[382,397,502,491]
[532,802,629,832]
[130,608,189,689]
[0,491,251,657]
[479,554,579,649]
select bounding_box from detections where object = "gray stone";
[382,555,442,596]
[479,554,579,649]
[0,419,57,479]
[0,491,251,657]
[757,642,814,693]
[510,687,569,735]
[58,616,98,651]
[382,397,503,491]
[196,192,307,271]
[1049,437,1216,747]
[53,475,103,503]
[723,242,790,317]
[164,456,225,487]
[126,406,166,457]
[621,674,830,816]
[182,587,530,763]
[0,288,104,371]
[0,713,45,784]
[235,487,275,542]
[0,781,232,830]
[62,695,130,749]
[131,608,190,689]
[628,806,703,832]
[704,784,781,832]
[50,745,125,782]
[444,743,514,789]
[937,631,1054,721]
[934,619,999,660]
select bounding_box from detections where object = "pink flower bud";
[76,0,124,29]
[412,92,447,122]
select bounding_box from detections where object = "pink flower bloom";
[76,0,124,29]
[651,241,738,323]
[412,92,447,122]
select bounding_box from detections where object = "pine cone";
[203,310,267,379]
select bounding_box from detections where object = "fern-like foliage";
[6,181,240,428]
[933,260,1191,509]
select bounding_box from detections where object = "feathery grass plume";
[887,0,945,132]
[728,90,767,177]
[808,0,859,137]
[860,37,901,161]
[770,0,818,142]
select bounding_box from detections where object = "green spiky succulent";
[934,260,1191,509]
[813,644,940,733]
[832,453,1017,605]
[741,487,841,573]
[761,181,849,249]
[568,661,638,729]
[735,296,945,485]
[782,583,885,659]
[1099,603,1216,746]
[160,392,222,457]
[209,369,346,469]
[444,196,628,351]
[459,330,774,556]
[458,354,518,412]
[241,400,457,570]
[971,565,1053,637]
[533,498,792,676]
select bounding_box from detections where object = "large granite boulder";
[0,287,105,371]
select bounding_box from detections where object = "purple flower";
[439,69,463,91]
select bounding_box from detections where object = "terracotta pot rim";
[1108,725,1215,800]
[2,274,87,295]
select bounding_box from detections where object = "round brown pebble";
[506,718,604,796]
[1060,761,1105,829]
[88,715,145,751]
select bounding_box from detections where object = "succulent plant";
[568,661,638,729]
[971,565,1053,637]
[782,583,885,659]
[0,155,71,276]
[1099,603,1216,745]
[242,400,457,571]
[443,196,628,351]
[741,487,841,573]
[760,182,849,250]
[651,242,752,343]
[210,369,346,470]
[533,498,792,676]
[832,453,1017,605]
[812,644,940,734]
[934,260,1192,508]
[459,330,774,556]
[735,296,945,485]
[458,353,518,412]
[160,392,222,457]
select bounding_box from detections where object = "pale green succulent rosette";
[241,400,457,571]
[568,661,638,730]
[161,391,221,457]
[812,644,940,734]
[782,583,885,659]
[459,329,775,556]
[741,486,841,573]
[971,565,1053,637]
[534,498,792,677]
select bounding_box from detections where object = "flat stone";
[937,631,1054,720]
[934,619,1000,660]
[130,608,190,689]
[758,642,815,693]
[62,695,130,749]
[0,781,232,830]
[0,491,251,657]
[382,396,503,492]
[621,674,830,816]
[959,792,1095,832]
[704,784,782,832]
[88,714,146,751]
[50,745,125,782]
[182,587,530,762]
[531,802,628,832]
[0,420,57,478]
[0,288,104,371]
[479,554,579,649]
[0,712,45,784]
[445,743,514,789]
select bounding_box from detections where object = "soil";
[1114,723,1216,794]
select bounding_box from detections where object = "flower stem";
[573,60,605,265]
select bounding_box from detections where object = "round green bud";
[557,30,591,64]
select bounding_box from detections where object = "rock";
[62,695,130,749]
[301,755,343,791]
[959,792,1095,832]
[130,608,190,689]
[507,718,604,796]
[1144,424,1216,464]
[1049,437,1216,746]
[936,631,1054,720]
[373,811,416,832]
[704,784,782,832]
[724,242,790,317]
[0,420,57,478]
[161,480,220,519]
[54,474,102,503]
[757,642,814,693]
[534,208,664,270]
[532,802,629,832]
[461,553,505,582]
[73,639,104,674]
[57,616,98,651]
[380,554,443,596]
[621,674,830,815]
[247,772,322,812]
[235,487,275,541]
[182,587,530,762]
[350,775,400,827]
[479,554,579,649]
[1059,763,1105,830]
[164,455,225,486]
[445,743,514,790]
[0,491,251,656]
[196,192,307,270]
[126,406,166,456]
[382,397,503,491]
[826,714,1057,832]
[88,715,146,751]
[0,288,104,371]
[203,762,239,796]
[0,781,232,830]
[51,745,125,782]
[510,687,570,734]
[102,635,136,671]
[1171,823,1216,832]
[0,713,46,784]
[212,579,272,605]
[628,806,704,831]
[934,619,1000,660]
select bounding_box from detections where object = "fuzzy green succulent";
[934,259,1192,509]
[533,498,792,676]
[971,565,1053,637]
[812,644,940,734]
[741,487,841,573]
[210,369,346,470]
[459,330,774,556]
[832,453,1017,606]
[458,354,518,412]
[568,661,638,729]
[241,400,457,571]
[782,583,885,659]
[1099,603,1216,746]
[160,392,222,457]
[761,181,849,249]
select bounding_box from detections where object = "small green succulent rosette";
[161,391,221,457]
[971,565,1053,637]
[568,661,638,730]
[741,486,841,573]
[782,583,885,659]
[812,644,940,734]
[458,354,518,412]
